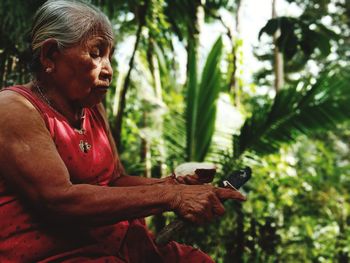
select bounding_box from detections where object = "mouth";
[95,85,109,92]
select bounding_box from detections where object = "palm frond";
[236,67,350,157]
[186,37,223,161]
[185,41,199,161]
[164,37,223,163]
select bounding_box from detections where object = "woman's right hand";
[168,185,246,225]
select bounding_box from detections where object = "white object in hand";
[174,162,216,177]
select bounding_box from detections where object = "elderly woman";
[0,1,245,262]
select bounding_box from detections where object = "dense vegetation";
[1,0,350,262]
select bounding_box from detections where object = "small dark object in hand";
[220,167,252,190]
[155,167,252,246]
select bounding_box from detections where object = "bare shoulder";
[0,85,54,161]
[0,87,71,206]
[0,87,47,137]
[0,86,37,114]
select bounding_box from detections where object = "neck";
[32,80,84,128]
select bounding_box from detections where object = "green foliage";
[176,133,350,262]
[162,36,225,165]
[3,0,350,262]
[0,0,45,86]
[255,0,350,88]
[237,67,350,157]
[259,16,338,61]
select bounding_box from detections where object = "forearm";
[45,183,175,226]
[111,174,176,187]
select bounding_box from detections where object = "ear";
[39,38,60,73]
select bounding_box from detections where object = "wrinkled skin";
[170,184,245,224]
[0,34,246,227]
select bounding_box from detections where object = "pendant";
[79,140,91,153]
[75,128,86,135]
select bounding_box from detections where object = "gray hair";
[30,0,114,73]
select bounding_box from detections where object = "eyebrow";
[90,36,114,47]
[89,37,115,56]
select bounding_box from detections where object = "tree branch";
[113,0,150,150]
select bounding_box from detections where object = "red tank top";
[4,86,118,185]
[0,86,129,262]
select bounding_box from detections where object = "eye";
[90,47,101,58]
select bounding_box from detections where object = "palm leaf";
[164,37,223,163]
[186,37,223,161]
[185,40,199,161]
[164,112,186,159]
[236,67,350,157]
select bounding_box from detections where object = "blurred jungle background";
[1,0,350,262]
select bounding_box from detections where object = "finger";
[175,176,186,184]
[209,194,225,216]
[184,211,206,225]
[215,187,246,201]
[164,175,179,185]
[183,175,200,185]
[176,175,201,185]
[183,213,197,223]
[201,202,214,223]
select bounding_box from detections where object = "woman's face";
[51,35,113,107]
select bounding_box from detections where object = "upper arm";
[0,91,73,210]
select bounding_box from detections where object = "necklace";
[35,83,84,124]
[35,83,92,153]
[36,84,52,108]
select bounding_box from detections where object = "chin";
[79,88,108,107]
[80,96,104,108]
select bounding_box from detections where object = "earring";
[45,68,53,73]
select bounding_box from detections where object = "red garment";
[0,86,214,263]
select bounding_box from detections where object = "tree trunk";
[112,66,125,117]
[225,203,244,263]
[186,0,206,78]
[148,39,167,178]
[186,0,204,161]
[0,52,7,87]
[140,130,152,178]
[147,37,168,233]
[272,0,284,92]
[231,0,243,106]
[113,0,150,150]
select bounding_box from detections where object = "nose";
[100,57,113,83]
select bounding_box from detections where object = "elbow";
[35,185,84,224]
[36,185,111,226]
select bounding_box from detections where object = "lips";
[95,85,109,92]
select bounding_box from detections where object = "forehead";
[85,35,114,49]
[61,35,115,57]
